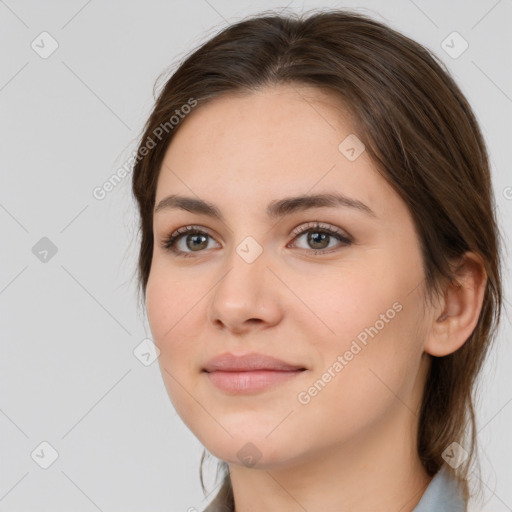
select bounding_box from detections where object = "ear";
[424,251,487,357]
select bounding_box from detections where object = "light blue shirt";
[413,464,467,511]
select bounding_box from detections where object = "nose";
[206,246,284,335]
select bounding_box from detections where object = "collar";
[412,465,467,511]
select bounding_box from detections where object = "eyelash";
[160,222,352,258]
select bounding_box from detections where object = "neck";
[229,400,432,512]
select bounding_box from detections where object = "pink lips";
[203,352,307,394]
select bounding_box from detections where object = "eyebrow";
[154,192,376,220]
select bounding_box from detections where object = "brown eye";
[161,226,219,257]
[289,222,352,255]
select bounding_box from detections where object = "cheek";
[291,261,402,349]
[294,254,425,401]
[146,264,194,347]
[145,277,172,347]
[145,264,209,393]
[146,270,202,419]
[293,305,422,444]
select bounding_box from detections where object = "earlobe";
[424,252,487,357]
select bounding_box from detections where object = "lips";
[202,352,307,373]
[202,353,307,393]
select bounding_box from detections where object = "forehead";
[169,84,357,151]
[158,85,365,186]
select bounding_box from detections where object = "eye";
[160,221,352,258]
[160,225,219,258]
[287,221,352,255]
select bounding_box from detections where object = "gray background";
[0,0,511,511]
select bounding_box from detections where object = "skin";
[145,84,487,511]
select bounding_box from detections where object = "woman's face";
[146,84,433,468]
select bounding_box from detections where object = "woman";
[131,8,503,511]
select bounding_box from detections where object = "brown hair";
[131,7,503,509]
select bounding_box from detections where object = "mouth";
[201,352,307,394]
[203,368,307,394]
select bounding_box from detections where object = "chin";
[199,434,304,471]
